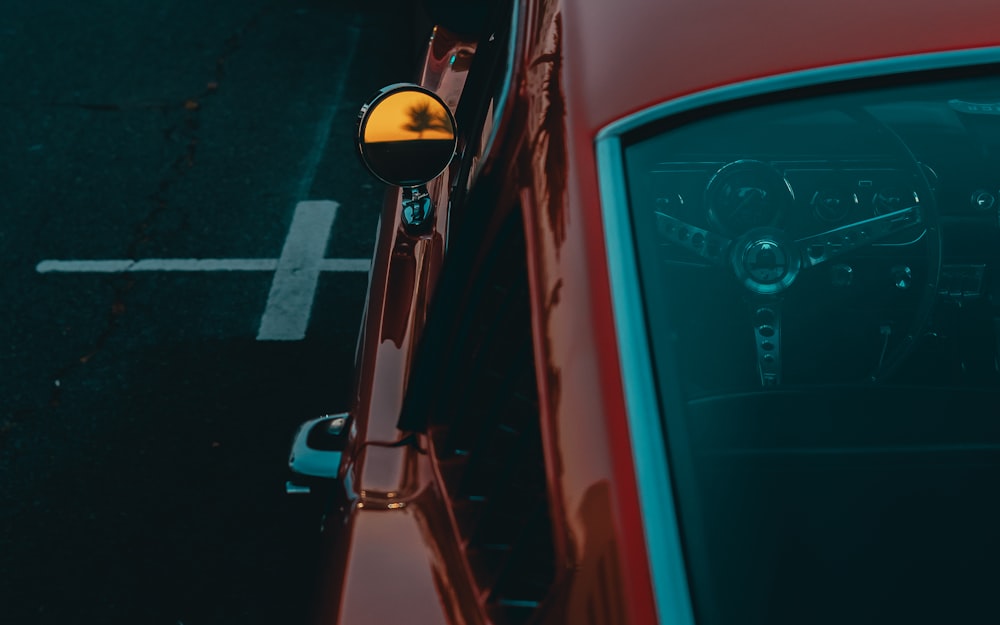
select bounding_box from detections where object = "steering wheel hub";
[733,231,802,294]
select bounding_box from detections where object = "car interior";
[624,65,1000,624]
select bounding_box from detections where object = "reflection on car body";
[286,1,1000,623]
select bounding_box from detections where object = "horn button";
[732,229,802,295]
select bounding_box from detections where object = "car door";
[397,189,557,625]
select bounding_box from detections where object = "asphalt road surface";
[0,1,420,622]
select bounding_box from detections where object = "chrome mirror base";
[401,186,435,232]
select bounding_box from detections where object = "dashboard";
[624,77,1000,391]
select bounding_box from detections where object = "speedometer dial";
[706,160,794,235]
[872,187,919,215]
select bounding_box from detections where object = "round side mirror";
[356,84,458,188]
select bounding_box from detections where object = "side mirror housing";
[356,83,458,188]
[356,84,458,232]
[286,413,351,494]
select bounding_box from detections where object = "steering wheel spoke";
[649,105,942,387]
[796,205,923,267]
[655,211,732,266]
[751,301,783,386]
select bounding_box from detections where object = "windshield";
[622,69,1000,624]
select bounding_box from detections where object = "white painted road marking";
[37,24,372,342]
[37,259,281,273]
[35,200,371,341]
[36,258,372,274]
[257,200,337,341]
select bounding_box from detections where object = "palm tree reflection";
[403,100,453,138]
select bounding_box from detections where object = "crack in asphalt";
[40,5,274,412]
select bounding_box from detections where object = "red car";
[288,1,1000,623]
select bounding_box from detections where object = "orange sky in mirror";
[363,91,455,143]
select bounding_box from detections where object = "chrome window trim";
[477,0,520,166]
[598,135,695,625]
[446,0,520,251]
[595,46,1000,625]
[599,47,1000,142]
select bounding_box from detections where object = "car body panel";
[314,26,479,625]
[594,43,1000,625]
[312,451,482,625]
[527,4,1000,615]
[565,0,1000,132]
[305,1,1000,623]
[516,2,658,622]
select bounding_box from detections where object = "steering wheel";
[655,111,941,387]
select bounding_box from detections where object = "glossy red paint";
[513,2,657,623]
[546,1,1000,617]
[565,0,1000,130]
[313,10,648,622]
[303,1,1000,624]
[309,27,481,625]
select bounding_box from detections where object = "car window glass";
[621,69,1000,625]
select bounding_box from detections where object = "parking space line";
[35,19,373,342]
[257,200,338,341]
[37,255,373,276]
[320,258,371,272]
[36,200,370,341]
[36,259,280,273]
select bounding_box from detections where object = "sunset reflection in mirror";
[359,87,457,187]
[363,91,455,143]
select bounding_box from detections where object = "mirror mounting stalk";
[401,186,435,232]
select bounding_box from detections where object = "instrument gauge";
[872,187,919,215]
[811,190,858,222]
[706,160,794,235]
